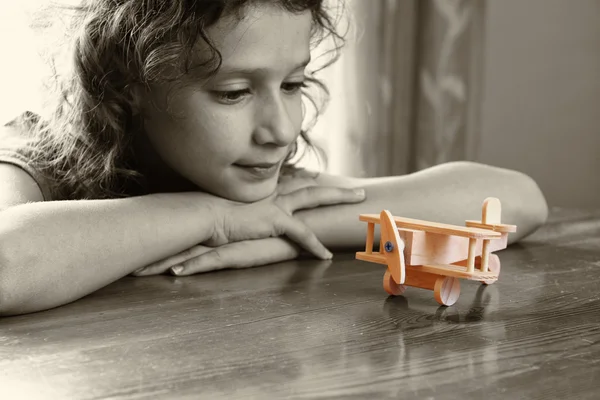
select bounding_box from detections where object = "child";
[0,0,548,316]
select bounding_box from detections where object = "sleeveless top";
[0,112,54,200]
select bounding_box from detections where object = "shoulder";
[0,163,45,210]
[0,112,52,203]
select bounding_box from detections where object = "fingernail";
[324,251,333,259]
[171,265,184,275]
[353,188,365,197]
[133,267,145,275]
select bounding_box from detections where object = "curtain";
[414,0,484,171]
[308,0,485,177]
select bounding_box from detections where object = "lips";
[235,162,279,168]
[233,160,282,180]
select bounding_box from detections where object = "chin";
[236,186,276,203]
[220,181,277,203]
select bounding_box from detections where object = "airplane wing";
[359,214,501,239]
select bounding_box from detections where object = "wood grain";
[465,220,517,233]
[1,207,600,399]
[379,210,406,284]
[359,214,501,239]
[396,228,508,266]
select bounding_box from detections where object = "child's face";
[140,5,312,202]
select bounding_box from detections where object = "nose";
[253,93,298,147]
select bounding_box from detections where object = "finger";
[171,237,301,276]
[280,186,366,213]
[277,179,318,195]
[132,244,213,276]
[275,216,332,260]
[277,177,318,195]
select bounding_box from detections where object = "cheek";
[146,102,240,157]
[185,111,251,157]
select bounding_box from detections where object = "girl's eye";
[212,89,251,104]
[211,82,306,104]
[281,81,307,94]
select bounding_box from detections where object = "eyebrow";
[216,56,312,76]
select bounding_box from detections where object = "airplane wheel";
[482,254,501,285]
[383,268,406,296]
[434,277,460,306]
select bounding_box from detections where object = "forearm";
[297,161,549,249]
[0,192,214,315]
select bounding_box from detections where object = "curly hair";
[27,0,346,200]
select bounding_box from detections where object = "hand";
[132,236,301,276]
[205,184,366,258]
[133,182,366,276]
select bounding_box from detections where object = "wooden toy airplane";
[355,197,516,306]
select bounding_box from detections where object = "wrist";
[147,191,219,244]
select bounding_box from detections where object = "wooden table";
[2,208,600,399]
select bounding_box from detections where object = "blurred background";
[1,0,599,209]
